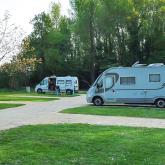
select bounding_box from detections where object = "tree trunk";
[89,1,96,84]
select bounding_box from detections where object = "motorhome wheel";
[93,97,104,106]
[155,99,165,108]
[66,89,73,95]
[37,89,43,94]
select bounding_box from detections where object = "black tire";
[37,89,43,94]
[66,89,73,95]
[93,97,104,106]
[155,99,165,108]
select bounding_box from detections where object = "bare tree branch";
[0,11,25,63]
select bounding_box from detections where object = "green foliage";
[71,0,165,80]
[0,0,164,88]
[50,3,61,28]
[0,55,41,88]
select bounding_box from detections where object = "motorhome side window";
[66,80,72,85]
[149,74,160,82]
[57,80,65,84]
[120,77,136,85]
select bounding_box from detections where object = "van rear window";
[66,80,72,85]
[120,77,135,85]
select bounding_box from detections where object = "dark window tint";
[57,80,65,84]
[66,80,72,85]
[149,74,160,82]
[120,77,136,85]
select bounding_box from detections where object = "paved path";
[0,95,165,131]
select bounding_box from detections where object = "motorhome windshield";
[93,73,103,87]
[40,79,48,85]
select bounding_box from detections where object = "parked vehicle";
[72,77,79,92]
[35,76,79,95]
[86,63,165,108]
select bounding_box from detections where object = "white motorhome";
[72,77,79,91]
[35,76,79,94]
[86,63,165,108]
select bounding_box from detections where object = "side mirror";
[97,84,99,88]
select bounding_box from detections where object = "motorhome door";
[56,79,65,91]
[66,80,74,90]
[104,75,116,102]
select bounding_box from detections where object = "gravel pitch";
[0,95,165,130]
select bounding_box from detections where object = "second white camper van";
[35,76,79,94]
[86,63,165,108]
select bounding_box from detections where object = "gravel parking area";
[0,95,165,130]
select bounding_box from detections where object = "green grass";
[62,105,165,119]
[0,103,24,110]
[5,92,80,97]
[0,124,165,165]
[0,91,58,97]
[0,88,62,102]
[0,88,80,102]
[0,96,58,102]
[0,89,80,98]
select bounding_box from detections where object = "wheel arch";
[66,89,73,95]
[37,88,43,93]
[154,97,165,104]
[92,96,104,103]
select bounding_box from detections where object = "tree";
[71,0,99,83]
[1,0,164,89]
[29,12,53,78]
[0,55,41,88]
[50,3,61,29]
[0,12,24,63]
[29,4,73,79]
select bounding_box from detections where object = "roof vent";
[148,63,164,67]
[50,75,56,78]
[132,61,147,67]
[133,64,147,67]
[132,61,139,67]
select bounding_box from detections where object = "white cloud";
[0,0,71,34]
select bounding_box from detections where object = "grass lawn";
[13,93,80,97]
[62,105,165,119]
[0,91,57,97]
[0,89,80,98]
[0,124,165,165]
[0,103,24,110]
[0,96,58,102]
